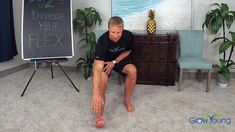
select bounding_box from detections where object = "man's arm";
[92,60,105,113]
[103,50,131,75]
[114,50,131,63]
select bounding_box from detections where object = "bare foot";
[95,116,105,128]
[124,101,135,112]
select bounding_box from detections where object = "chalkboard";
[21,0,74,60]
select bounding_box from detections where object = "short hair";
[108,16,124,28]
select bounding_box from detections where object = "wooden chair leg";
[178,69,183,91]
[206,69,211,92]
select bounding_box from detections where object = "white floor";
[0,56,26,72]
[0,67,234,132]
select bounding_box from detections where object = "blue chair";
[177,30,212,92]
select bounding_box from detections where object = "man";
[91,16,137,128]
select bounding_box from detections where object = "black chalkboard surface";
[22,0,74,60]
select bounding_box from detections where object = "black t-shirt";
[94,30,133,61]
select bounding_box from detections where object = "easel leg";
[57,63,79,92]
[51,63,54,79]
[21,70,37,97]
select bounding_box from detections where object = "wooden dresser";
[131,33,178,86]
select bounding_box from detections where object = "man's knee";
[100,72,109,90]
[101,71,109,79]
[123,64,137,78]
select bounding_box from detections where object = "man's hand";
[103,61,115,75]
[91,94,104,113]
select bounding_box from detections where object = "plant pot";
[216,73,229,88]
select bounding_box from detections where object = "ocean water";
[111,0,191,30]
[112,0,163,17]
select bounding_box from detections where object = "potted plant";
[202,3,235,86]
[73,7,102,79]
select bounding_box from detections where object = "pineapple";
[147,10,156,34]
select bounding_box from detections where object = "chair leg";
[197,69,202,83]
[118,74,122,85]
[206,69,211,92]
[178,69,183,91]
[176,65,180,82]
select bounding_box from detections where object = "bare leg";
[96,72,108,127]
[122,64,137,112]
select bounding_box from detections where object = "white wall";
[2,0,235,69]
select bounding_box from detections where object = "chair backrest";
[178,30,204,58]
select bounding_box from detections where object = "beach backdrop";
[112,0,192,30]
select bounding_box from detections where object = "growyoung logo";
[189,113,232,128]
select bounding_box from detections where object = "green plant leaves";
[211,16,223,34]
[225,14,234,28]
[73,7,102,80]
[75,58,86,72]
[219,41,232,54]
[73,9,86,34]
[202,3,235,35]
[230,31,235,42]
[220,3,229,17]
[86,32,96,54]
[83,65,92,80]
[203,3,235,81]
[218,59,231,81]
[211,37,225,44]
[202,11,214,30]
[220,66,231,81]
[73,7,102,34]
[75,57,92,80]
